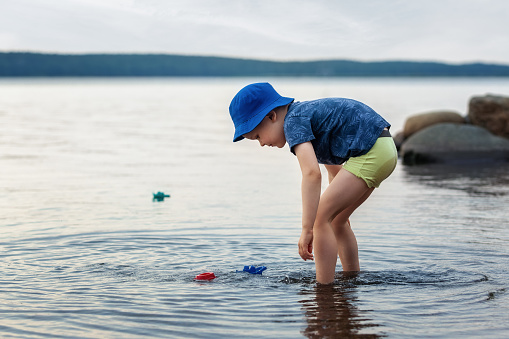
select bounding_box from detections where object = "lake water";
[1,77,509,338]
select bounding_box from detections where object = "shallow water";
[1,77,509,338]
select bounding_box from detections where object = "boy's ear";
[267,110,277,121]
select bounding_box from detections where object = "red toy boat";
[195,272,216,280]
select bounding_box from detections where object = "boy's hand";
[298,229,314,261]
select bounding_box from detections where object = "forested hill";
[1,52,509,77]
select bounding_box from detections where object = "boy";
[229,82,397,284]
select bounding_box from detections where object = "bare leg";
[324,165,371,271]
[313,218,339,284]
[331,219,359,271]
[314,167,371,284]
[330,188,373,271]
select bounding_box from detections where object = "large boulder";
[401,123,509,165]
[468,94,509,138]
[403,111,465,138]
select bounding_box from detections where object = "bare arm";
[294,142,321,260]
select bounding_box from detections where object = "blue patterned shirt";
[284,98,390,165]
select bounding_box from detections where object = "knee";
[331,218,351,236]
[313,218,329,232]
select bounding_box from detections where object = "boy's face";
[243,111,286,148]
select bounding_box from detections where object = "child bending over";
[229,83,397,284]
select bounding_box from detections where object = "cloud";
[0,0,508,63]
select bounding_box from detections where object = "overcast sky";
[1,0,508,64]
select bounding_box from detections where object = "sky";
[1,0,508,64]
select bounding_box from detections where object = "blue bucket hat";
[229,82,294,142]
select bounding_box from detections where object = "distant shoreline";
[2,52,509,77]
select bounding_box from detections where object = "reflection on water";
[402,162,509,196]
[300,274,382,339]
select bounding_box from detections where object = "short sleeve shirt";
[284,98,390,165]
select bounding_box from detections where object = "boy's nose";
[258,140,265,147]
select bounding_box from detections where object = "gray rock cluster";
[395,94,509,165]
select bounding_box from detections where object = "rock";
[403,111,465,138]
[401,123,509,165]
[468,94,509,139]
[392,131,405,152]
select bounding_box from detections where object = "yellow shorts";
[342,137,398,188]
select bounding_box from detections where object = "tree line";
[1,52,509,77]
